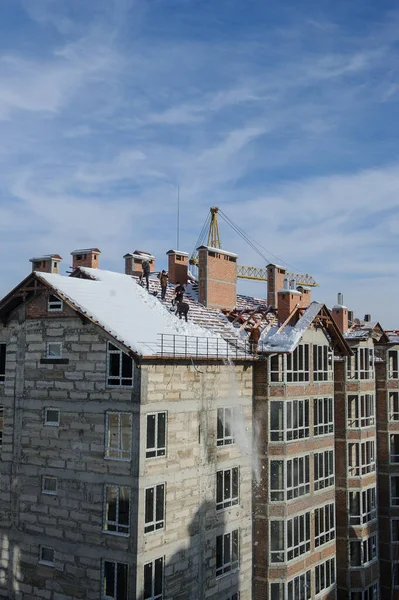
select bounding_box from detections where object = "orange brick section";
[71,248,101,270]
[332,306,349,334]
[124,252,155,276]
[267,263,287,308]
[298,287,311,308]
[166,250,188,284]
[197,246,237,310]
[29,254,62,274]
[277,290,302,324]
[26,290,79,320]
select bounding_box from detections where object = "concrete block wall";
[0,309,140,600]
[136,362,253,600]
[0,301,253,599]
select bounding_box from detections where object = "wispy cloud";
[1,0,399,325]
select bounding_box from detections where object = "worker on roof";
[140,259,151,291]
[174,282,185,305]
[157,270,168,300]
[248,324,261,356]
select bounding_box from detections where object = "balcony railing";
[139,334,254,360]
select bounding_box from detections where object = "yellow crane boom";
[190,207,318,287]
[237,265,317,287]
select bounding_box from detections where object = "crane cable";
[190,211,211,260]
[218,210,269,264]
[218,209,301,272]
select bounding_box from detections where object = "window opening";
[146,412,166,458]
[105,412,132,461]
[216,467,239,510]
[103,486,130,536]
[107,342,133,387]
[145,484,165,533]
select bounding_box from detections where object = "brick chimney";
[297,285,311,308]
[267,264,287,308]
[277,277,302,324]
[123,250,155,276]
[29,254,62,274]
[331,293,349,334]
[197,245,237,310]
[167,250,188,284]
[71,248,101,270]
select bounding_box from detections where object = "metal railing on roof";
[140,333,254,360]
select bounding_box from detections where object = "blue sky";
[1,0,399,326]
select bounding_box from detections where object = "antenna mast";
[176,185,180,250]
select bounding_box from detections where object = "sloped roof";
[387,332,399,345]
[345,321,389,343]
[35,269,226,357]
[78,268,249,349]
[260,302,351,355]
[0,266,350,359]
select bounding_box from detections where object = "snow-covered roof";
[30,254,62,262]
[260,302,324,352]
[70,248,100,255]
[36,269,223,357]
[166,249,189,256]
[197,245,238,258]
[123,250,156,260]
[345,322,388,343]
[278,289,301,295]
[345,329,368,340]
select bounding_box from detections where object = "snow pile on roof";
[260,325,302,352]
[260,302,323,352]
[36,269,222,356]
[345,329,369,339]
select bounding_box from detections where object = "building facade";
[0,256,253,600]
[334,316,384,600]
[376,334,399,600]
[1,246,399,600]
[252,299,349,600]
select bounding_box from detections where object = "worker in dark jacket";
[157,270,168,300]
[248,324,261,356]
[174,282,185,305]
[140,259,151,290]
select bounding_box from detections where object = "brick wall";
[167,251,188,284]
[71,250,100,270]
[266,264,286,308]
[198,247,237,310]
[277,290,301,324]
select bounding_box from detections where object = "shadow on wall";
[143,500,239,600]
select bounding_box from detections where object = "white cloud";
[1,2,399,328]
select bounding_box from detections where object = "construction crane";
[189,207,318,287]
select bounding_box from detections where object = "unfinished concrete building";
[251,288,350,600]
[2,227,399,600]
[332,307,387,599]
[375,331,399,600]
[0,248,254,600]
